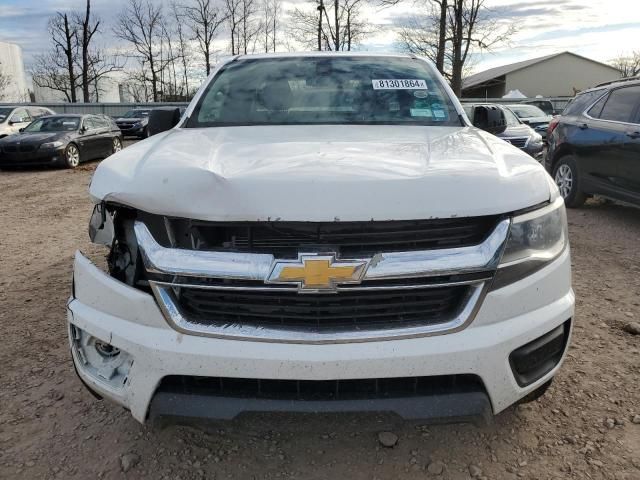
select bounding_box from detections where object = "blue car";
[546,78,640,207]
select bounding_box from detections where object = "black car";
[463,103,544,160]
[546,78,640,207]
[115,109,153,138]
[0,114,123,169]
[521,99,558,116]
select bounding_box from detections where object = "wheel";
[64,143,81,169]
[111,137,122,155]
[552,155,586,208]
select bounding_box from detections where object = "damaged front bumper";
[68,249,574,424]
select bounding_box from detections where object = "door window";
[83,117,98,131]
[10,108,31,123]
[587,94,608,118]
[94,117,111,129]
[563,89,606,115]
[596,86,640,123]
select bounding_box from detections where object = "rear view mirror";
[472,106,507,135]
[148,108,181,136]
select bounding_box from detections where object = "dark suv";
[546,78,640,207]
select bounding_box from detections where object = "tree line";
[26,0,638,103]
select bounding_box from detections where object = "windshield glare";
[188,57,461,127]
[123,110,151,118]
[510,105,546,118]
[24,117,80,132]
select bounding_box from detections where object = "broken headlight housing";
[492,196,568,290]
[89,202,143,288]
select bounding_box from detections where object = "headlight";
[491,197,568,289]
[41,141,64,149]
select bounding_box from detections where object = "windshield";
[502,107,521,127]
[187,56,461,127]
[0,107,13,122]
[24,117,80,132]
[122,110,151,118]
[509,105,546,118]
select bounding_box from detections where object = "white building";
[462,52,622,98]
[0,41,29,102]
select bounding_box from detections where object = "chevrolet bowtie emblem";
[267,254,369,292]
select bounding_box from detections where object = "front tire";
[553,155,586,208]
[111,137,122,155]
[64,143,81,169]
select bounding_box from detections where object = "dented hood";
[89,125,552,221]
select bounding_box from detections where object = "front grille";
[505,137,528,148]
[2,145,36,153]
[141,214,501,257]
[157,374,485,401]
[175,284,469,331]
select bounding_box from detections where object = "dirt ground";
[1,152,639,480]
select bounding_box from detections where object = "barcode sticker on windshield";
[372,79,428,90]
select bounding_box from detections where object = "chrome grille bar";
[150,281,488,344]
[134,218,510,282]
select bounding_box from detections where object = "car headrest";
[260,80,292,111]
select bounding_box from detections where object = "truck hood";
[90,125,553,222]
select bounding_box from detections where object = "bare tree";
[238,0,260,54]
[610,52,640,78]
[121,67,152,102]
[0,63,12,100]
[114,0,165,101]
[181,0,226,75]
[289,0,369,51]
[261,0,281,52]
[223,0,241,54]
[398,0,514,96]
[32,13,79,102]
[172,3,193,95]
[77,0,100,102]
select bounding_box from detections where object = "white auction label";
[372,79,428,90]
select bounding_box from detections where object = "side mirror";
[148,107,181,136]
[472,106,507,135]
[18,128,24,132]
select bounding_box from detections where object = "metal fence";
[0,102,190,117]
[0,97,573,117]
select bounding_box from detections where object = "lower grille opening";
[509,320,571,387]
[157,374,485,401]
[175,284,470,332]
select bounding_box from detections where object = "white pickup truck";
[69,52,574,425]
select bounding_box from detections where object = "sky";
[0,0,639,78]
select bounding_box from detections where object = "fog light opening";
[94,340,120,358]
[509,319,571,387]
[69,324,132,387]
